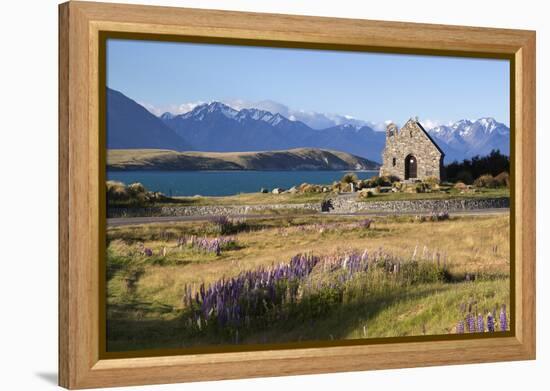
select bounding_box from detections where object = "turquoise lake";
[107,170,378,197]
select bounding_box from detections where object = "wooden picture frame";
[59,1,536,389]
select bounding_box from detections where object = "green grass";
[107,276,509,351]
[106,213,510,351]
[243,278,509,344]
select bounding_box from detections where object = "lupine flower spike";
[499,304,508,331]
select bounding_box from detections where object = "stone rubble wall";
[108,197,509,218]
[327,197,509,214]
[107,203,321,218]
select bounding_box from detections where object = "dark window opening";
[392,157,396,166]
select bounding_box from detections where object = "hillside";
[107,148,379,171]
[106,88,191,150]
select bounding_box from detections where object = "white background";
[0,0,547,389]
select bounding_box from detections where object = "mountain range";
[106,87,510,164]
[428,118,510,162]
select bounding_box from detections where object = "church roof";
[408,119,445,157]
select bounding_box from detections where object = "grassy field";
[106,213,510,351]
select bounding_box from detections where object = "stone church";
[379,118,445,181]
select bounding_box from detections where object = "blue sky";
[106,39,510,128]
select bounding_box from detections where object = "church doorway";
[405,154,417,179]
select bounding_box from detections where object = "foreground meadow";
[106,213,510,351]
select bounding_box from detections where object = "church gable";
[379,118,445,181]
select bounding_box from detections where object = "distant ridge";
[106,88,191,151]
[107,148,380,171]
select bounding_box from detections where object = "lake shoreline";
[107,169,379,197]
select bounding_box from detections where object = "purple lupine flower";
[185,247,453,333]
[487,313,495,332]
[499,304,508,331]
[456,320,465,334]
[466,313,476,333]
[477,314,484,333]
[143,248,153,257]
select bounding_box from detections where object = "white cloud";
[140,101,207,116]
[418,118,443,130]
[221,99,375,130]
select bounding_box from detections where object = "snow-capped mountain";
[160,102,385,160]
[427,118,510,163]
[106,88,509,164]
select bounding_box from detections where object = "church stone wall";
[379,119,444,181]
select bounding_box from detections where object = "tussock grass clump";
[362,175,399,188]
[209,215,249,235]
[107,180,170,207]
[494,172,510,188]
[474,174,499,188]
[341,173,359,184]
[473,172,509,189]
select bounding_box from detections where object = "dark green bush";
[455,170,474,185]
[446,149,509,183]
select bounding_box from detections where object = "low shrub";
[106,181,129,202]
[423,176,440,186]
[414,212,450,222]
[453,182,468,191]
[494,172,510,188]
[209,215,249,235]
[106,181,170,206]
[473,174,499,188]
[358,189,374,199]
[300,183,322,193]
[415,183,430,193]
[341,173,359,184]
[363,175,398,188]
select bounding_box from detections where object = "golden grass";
[170,192,327,206]
[106,213,510,350]
[108,214,509,309]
